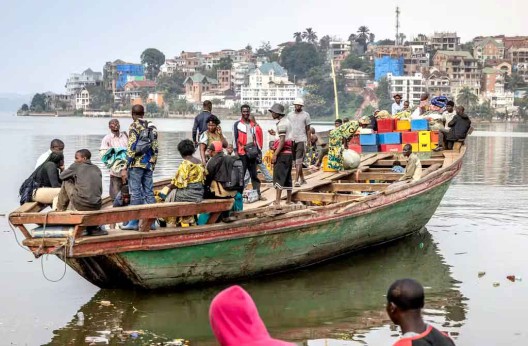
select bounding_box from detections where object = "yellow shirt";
[171,160,205,189]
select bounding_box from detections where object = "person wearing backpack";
[120,105,159,231]
[233,104,265,201]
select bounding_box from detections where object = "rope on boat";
[39,210,68,282]
[7,213,32,253]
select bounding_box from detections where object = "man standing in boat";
[192,100,213,147]
[233,105,265,201]
[121,105,159,231]
[269,103,293,207]
[288,98,311,187]
[100,119,128,202]
[399,144,422,182]
[386,279,455,345]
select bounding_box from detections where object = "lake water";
[0,114,527,345]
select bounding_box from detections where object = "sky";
[1,0,527,95]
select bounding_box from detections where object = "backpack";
[222,157,244,191]
[19,176,40,205]
[135,122,157,155]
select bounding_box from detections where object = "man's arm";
[305,113,312,143]
[59,163,76,181]
[45,164,62,188]
[126,126,137,167]
[192,113,200,144]
[399,157,416,181]
[447,115,458,128]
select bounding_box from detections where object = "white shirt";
[35,149,52,169]
[443,111,456,130]
[392,102,403,115]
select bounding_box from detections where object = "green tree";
[216,56,233,70]
[361,105,375,117]
[293,32,302,43]
[377,39,395,45]
[319,35,331,52]
[280,42,323,81]
[157,72,186,96]
[340,53,373,76]
[475,100,494,121]
[505,72,526,91]
[146,102,159,114]
[87,85,113,110]
[141,48,166,80]
[256,41,272,57]
[20,103,29,111]
[357,26,371,51]
[30,93,47,112]
[245,44,252,51]
[456,87,479,110]
[376,77,392,111]
[302,28,318,44]
[369,33,376,44]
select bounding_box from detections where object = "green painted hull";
[67,179,452,289]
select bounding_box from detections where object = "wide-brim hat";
[269,103,285,115]
[293,98,304,106]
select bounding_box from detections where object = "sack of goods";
[342,149,361,170]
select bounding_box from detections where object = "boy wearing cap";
[269,103,293,207]
[287,98,311,187]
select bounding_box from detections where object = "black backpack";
[135,123,157,155]
[222,157,244,191]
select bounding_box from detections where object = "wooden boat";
[9,147,466,290]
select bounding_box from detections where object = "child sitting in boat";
[163,139,205,226]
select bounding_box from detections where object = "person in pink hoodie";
[209,285,296,346]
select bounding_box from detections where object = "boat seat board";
[292,192,363,203]
[317,183,391,192]
[9,199,233,226]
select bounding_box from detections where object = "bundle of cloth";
[100,147,127,176]
[393,109,412,119]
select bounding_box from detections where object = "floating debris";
[478,271,486,278]
[493,282,500,287]
[85,336,109,344]
[99,300,112,307]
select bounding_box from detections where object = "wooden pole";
[331,59,339,119]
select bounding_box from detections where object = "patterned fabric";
[171,159,205,189]
[328,121,359,171]
[100,147,127,176]
[126,119,158,171]
[199,131,224,147]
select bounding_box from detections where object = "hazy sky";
[1,0,526,94]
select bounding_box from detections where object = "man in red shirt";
[233,104,264,200]
[386,279,455,346]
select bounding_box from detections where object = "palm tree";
[357,26,370,41]
[348,33,358,42]
[302,28,318,44]
[293,32,302,43]
[456,87,479,110]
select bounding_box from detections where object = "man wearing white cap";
[287,98,311,187]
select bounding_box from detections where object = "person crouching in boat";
[163,139,205,227]
[398,144,422,182]
[209,285,296,346]
[327,120,359,171]
[269,103,294,208]
[56,149,106,236]
[24,152,64,207]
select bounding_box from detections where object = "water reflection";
[45,231,466,345]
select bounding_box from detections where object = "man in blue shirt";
[192,100,213,146]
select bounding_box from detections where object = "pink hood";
[209,285,295,346]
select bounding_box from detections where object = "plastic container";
[361,145,379,153]
[419,142,431,152]
[402,131,419,143]
[376,118,395,133]
[377,132,401,145]
[402,143,419,152]
[396,119,411,131]
[348,144,362,153]
[430,130,439,144]
[360,134,378,146]
[418,131,431,145]
[411,118,429,131]
[349,135,360,145]
[379,144,401,152]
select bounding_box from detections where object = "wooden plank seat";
[317,183,391,193]
[9,199,234,230]
[292,192,363,204]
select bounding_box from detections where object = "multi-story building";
[43,92,73,110]
[407,45,430,75]
[183,73,219,103]
[481,67,505,95]
[232,62,256,93]
[65,68,102,95]
[241,62,302,113]
[473,37,505,64]
[424,69,451,98]
[103,60,144,92]
[433,50,481,96]
[327,41,351,61]
[217,70,232,91]
[75,87,91,110]
[430,32,460,51]
[487,92,514,110]
[386,73,426,106]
